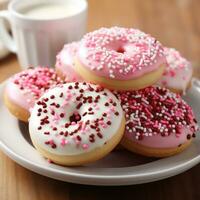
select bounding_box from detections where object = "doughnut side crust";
[75,58,165,90]
[4,91,30,122]
[30,117,125,166]
[121,136,192,157]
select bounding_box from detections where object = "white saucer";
[0,80,200,186]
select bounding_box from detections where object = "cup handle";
[0,10,17,53]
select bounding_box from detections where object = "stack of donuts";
[4,27,198,166]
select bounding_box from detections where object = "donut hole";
[69,112,81,123]
[116,47,125,54]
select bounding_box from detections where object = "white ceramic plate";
[0,80,200,186]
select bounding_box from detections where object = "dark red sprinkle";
[76,102,83,109]
[53,127,57,131]
[96,127,100,131]
[65,123,69,128]
[68,85,73,89]
[37,101,41,105]
[60,113,65,118]
[88,99,92,103]
[115,112,119,116]
[107,121,111,125]
[64,131,68,136]
[44,109,48,113]
[88,112,94,115]
[38,108,42,112]
[56,104,60,108]
[52,143,57,149]
[37,126,42,130]
[105,102,109,106]
[97,132,103,138]
[103,113,107,117]
[59,93,63,97]
[76,135,82,141]
[44,131,50,135]
[112,102,117,106]
[51,110,55,115]
[90,125,96,129]
[44,98,49,102]
[37,113,41,116]
[59,131,64,135]
[79,89,84,93]
[192,133,196,138]
[187,134,191,140]
[82,112,87,116]
[88,86,94,91]
[50,95,55,99]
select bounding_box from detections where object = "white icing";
[29,83,123,156]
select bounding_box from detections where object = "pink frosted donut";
[4,67,64,121]
[75,27,166,90]
[29,82,125,166]
[157,47,193,94]
[55,42,83,82]
[115,86,198,157]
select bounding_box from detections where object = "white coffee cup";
[0,0,87,68]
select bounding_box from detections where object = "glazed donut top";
[77,27,166,80]
[158,47,193,92]
[56,42,82,82]
[115,86,198,147]
[6,67,64,110]
[29,82,124,155]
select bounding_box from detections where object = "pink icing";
[115,86,198,149]
[158,47,193,92]
[5,67,64,111]
[77,27,166,80]
[55,42,83,82]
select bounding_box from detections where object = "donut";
[157,47,193,94]
[55,42,83,82]
[29,82,125,166]
[74,27,166,90]
[4,67,64,122]
[115,86,198,157]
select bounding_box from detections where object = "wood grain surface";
[0,0,200,199]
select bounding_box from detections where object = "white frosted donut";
[29,82,125,166]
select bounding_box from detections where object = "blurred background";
[0,0,200,81]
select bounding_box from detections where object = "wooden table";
[0,0,200,199]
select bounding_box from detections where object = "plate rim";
[0,79,200,185]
